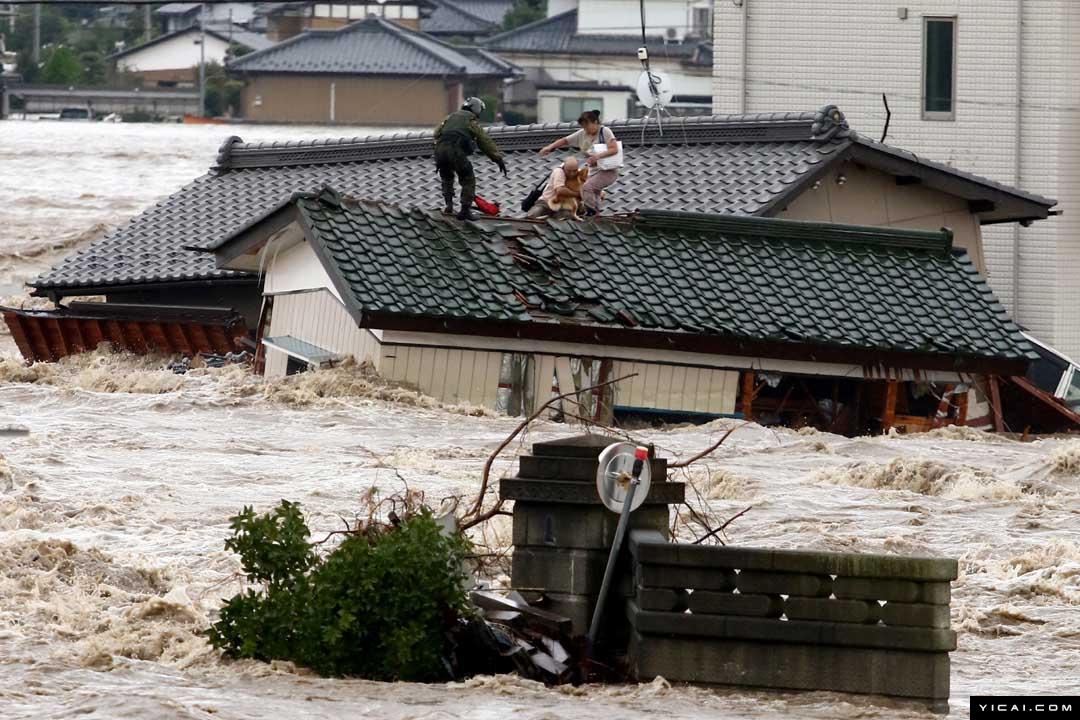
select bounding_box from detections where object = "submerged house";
[13,106,1069,431]
[200,188,1032,434]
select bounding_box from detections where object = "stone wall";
[627,531,957,709]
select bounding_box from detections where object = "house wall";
[116,31,232,74]
[577,0,711,41]
[779,164,986,272]
[711,0,1080,355]
[536,88,635,124]
[240,74,454,125]
[162,3,256,33]
[500,50,711,119]
[264,289,383,376]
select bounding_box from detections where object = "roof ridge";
[430,0,497,27]
[634,209,953,253]
[212,110,828,171]
[482,8,575,44]
[227,24,314,68]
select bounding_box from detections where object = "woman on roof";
[538,110,621,217]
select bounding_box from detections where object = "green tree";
[40,46,82,86]
[502,0,545,31]
[123,6,156,47]
[78,50,107,86]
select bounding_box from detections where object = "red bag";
[473,195,500,216]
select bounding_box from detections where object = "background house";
[711,1,1080,358]
[257,0,432,40]
[484,0,713,123]
[227,17,519,125]
[112,24,274,87]
[156,2,258,33]
[420,0,516,42]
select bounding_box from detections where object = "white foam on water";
[2,121,1079,718]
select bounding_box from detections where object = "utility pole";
[144,4,152,43]
[32,2,40,66]
[198,3,206,117]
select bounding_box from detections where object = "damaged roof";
[227,17,516,76]
[31,107,1056,295]
[221,189,1033,372]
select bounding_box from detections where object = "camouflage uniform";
[433,109,504,214]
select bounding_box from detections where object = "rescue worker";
[434,96,508,221]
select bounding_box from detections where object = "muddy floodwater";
[1,120,1079,719]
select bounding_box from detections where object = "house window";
[923,17,956,120]
[560,97,602,123]
[285,355,309,376]
[692,6,713,39]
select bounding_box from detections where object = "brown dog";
[556,167,590,219]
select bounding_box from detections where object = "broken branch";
[692,505,752,545]
[669,422,748,469]
[463,372,638,522]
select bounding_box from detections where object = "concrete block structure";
[626,533,958,709]
[502,434,682,635]
[711,1,1080,357]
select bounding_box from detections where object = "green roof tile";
[294,193,1033,365]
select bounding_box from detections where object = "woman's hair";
[577,109,601,125]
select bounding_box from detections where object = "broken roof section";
[227,17,517,77]
[210,188,1034,374]
[31,107,1056,297]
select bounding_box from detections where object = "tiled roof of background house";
[482,10,712,66]
[272,189,1033,368]
[421,0,513,36]
[228,17,514,76]
[31,107,1055,295]
[109,23,273,60]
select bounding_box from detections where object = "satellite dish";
[595,442,652,514]
[636,70,674,109]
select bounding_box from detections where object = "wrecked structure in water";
[6,106,1077,433]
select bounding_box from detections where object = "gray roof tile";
[290,190,1032,365]
[31,107,1054,294]
[421,0,513,35]
[228,17,514,76]
[483,10,711,65]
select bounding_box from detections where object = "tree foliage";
[207,501,473,681]
[40,46,82,86]
[502,0,546,31]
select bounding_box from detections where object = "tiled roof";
[421,0,512,36]
[110,23,272,60]
[228,17,515,76]
[286,189,1032,366]
[483,10,712,66]
[31,107,1055,294]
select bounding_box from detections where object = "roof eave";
[357,310,1031,377]
[848,142,1056,225]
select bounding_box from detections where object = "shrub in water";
[207,500,472,681]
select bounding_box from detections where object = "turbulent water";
[1,120,1079,719]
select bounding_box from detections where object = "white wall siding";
[713,0,1079,355]
[380,344,505,408]
[265,290,381,375]
[611,360,738,414]
[117,31,232,72]
[263,240,343,301]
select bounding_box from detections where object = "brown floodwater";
[0,119,1078,719]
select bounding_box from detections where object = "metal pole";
[32,3,40,66]
[144,4,152,43]
[586,475,639,650]
[198,3,206,117]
